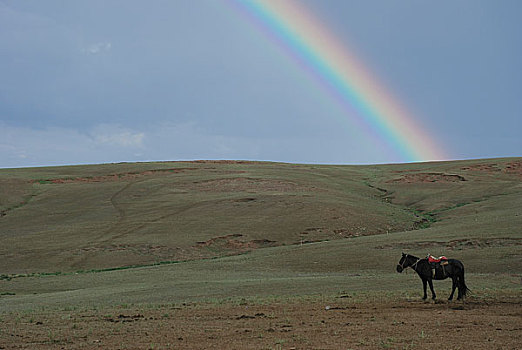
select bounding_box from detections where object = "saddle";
[428,255,448,264]
[427,254,449,279]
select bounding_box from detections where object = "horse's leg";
[456,274,463,300]
[422,278,427,300]
[448,276,457,301]
[428,279,436,300]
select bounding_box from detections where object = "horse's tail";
[459,266,471,298]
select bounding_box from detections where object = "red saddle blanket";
[428,255,448,263]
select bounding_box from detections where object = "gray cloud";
[0,121,386,168]
[91,124,143,148]
[82,41,112,55]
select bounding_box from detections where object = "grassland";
[0,158,520,348]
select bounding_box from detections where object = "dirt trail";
[71,180,141,248]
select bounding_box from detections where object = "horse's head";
[396,252,410,273]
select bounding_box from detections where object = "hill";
[0,157,520,303]
[1,158,520,277]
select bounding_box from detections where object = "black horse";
[396,253,470,300]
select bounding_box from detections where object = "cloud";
[0,121,386,169]
[83,41,112,55]
[0,122,267,168]
[0,123,145,168]
[91,124,144,148]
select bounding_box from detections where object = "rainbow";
[227,0,446,162]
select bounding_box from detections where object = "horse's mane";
[405,253,420,260]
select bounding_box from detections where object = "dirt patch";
[104,314,145,323]
[461,163,501,173]
[32,168,199,184]
[387,173,466,183]
[191,177,310,193]
[195,234,277,252]
[299,227,365,243]
[503,160,522,177]
[1,296,520,349]
[459,161,522,178]
[375,238,522,250]
[76,244,181,258]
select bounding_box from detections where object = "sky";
[1,0,521,168]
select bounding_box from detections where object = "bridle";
[399,255,420,271]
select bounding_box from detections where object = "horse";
[396,253,470,300]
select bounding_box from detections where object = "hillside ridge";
[1,157,520,275]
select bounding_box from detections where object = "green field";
[1,158,521,312]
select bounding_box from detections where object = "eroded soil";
[387,173,466,184]
[461,160,522,177]
[30,168,200,184]
[1,296,520,349]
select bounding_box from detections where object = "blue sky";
[1,0,521,168]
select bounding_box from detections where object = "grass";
[0,157,521,312]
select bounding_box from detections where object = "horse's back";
[447,258,465,273]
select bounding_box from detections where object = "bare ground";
[1,295,520,349]
[386,173,467,184]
